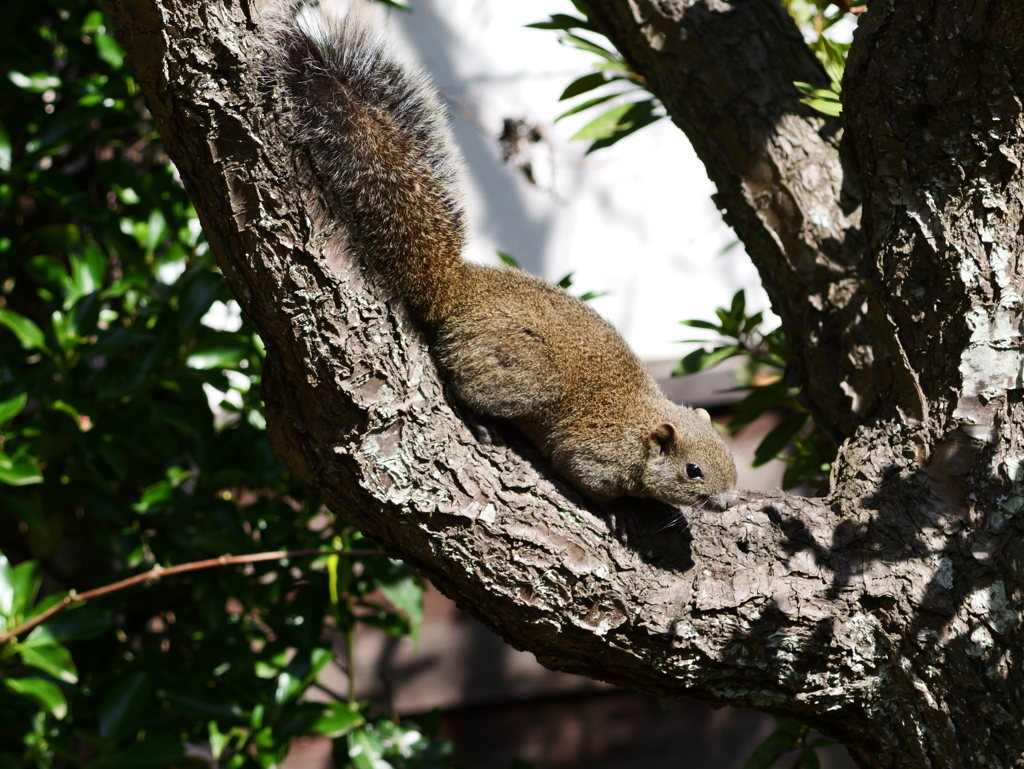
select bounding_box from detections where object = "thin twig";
[0,548,386,645]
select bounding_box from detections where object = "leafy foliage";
[742,717,832,769]
[675,291,830,491]
[532,1,862,146]
[794,36,848,117]
[783,0,861,39]
[0,1,451,766]
[783,0,862,116]
[527,11,662,154]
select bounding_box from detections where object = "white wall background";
[383,0,774,364]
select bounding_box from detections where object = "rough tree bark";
[104,0,1024,767]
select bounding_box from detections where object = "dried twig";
[0,548,386,645]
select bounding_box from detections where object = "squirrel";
[264,3,738,511]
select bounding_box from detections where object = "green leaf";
[95,33,125,70]
[8,71,61,92]
[27,255,72,295]
[37,606,111,638]
[21,595,69,632]
[672,345,740,376]
[814,36,849,92]
[0,451,44,486]
[726,380,796,434]
[88,327,154,356]
[715,296,744,337]
[379,570,424,641]
[348,729,385,769]
[802,96,842,116]
[356,606,410,636]
[496,251,521,269]
[273,671,303,706]
[309,703,364,738]
[570,100,661,152]
[742,311,765,335]
[0,393,27,425]
[0,557,41,620]
[593,60,632,74]
[742,718,807,769]
[557,272,575,289]
[187,344,247,370]
[0,120,10,173]
[98,671,151,739]
[678,319,723,332]
[526,14,592,32]
[208,721,232,760]
[556,91,623,122]
[0,309,48,352]
[100,276,144,300]
[794,82,842,116]
[783,456,828,492]
[18,642,78,684]
[559,32,617,61]
[4,676,68,719]
[729,289,747,324]
[559,71,616,101]
[752,412,809,468]
[577,290,609,303]
[132,478,173,514]
[572,100,652,141]
[801,748,823,769]
[51,310,78,350]
[82,9,105,33]
[146,209,167,255]
[0,553,13,621]
[70,241,107,298]
[9,559,41,619]
[70,291,102,340]
[163,690,244,721]
[765,330,790,363]
[273,647,334,709]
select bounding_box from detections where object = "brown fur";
[266,4,738,509]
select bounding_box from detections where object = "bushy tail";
[266,3,467,325]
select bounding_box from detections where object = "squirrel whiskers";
[263,3,738,511]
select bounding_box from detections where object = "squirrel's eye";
[685,463,703,480]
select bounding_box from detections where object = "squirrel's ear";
[695,408,711,422]
[650,423,676,455]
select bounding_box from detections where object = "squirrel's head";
[640,405,738,510]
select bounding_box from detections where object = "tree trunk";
[104,0,1024,766]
